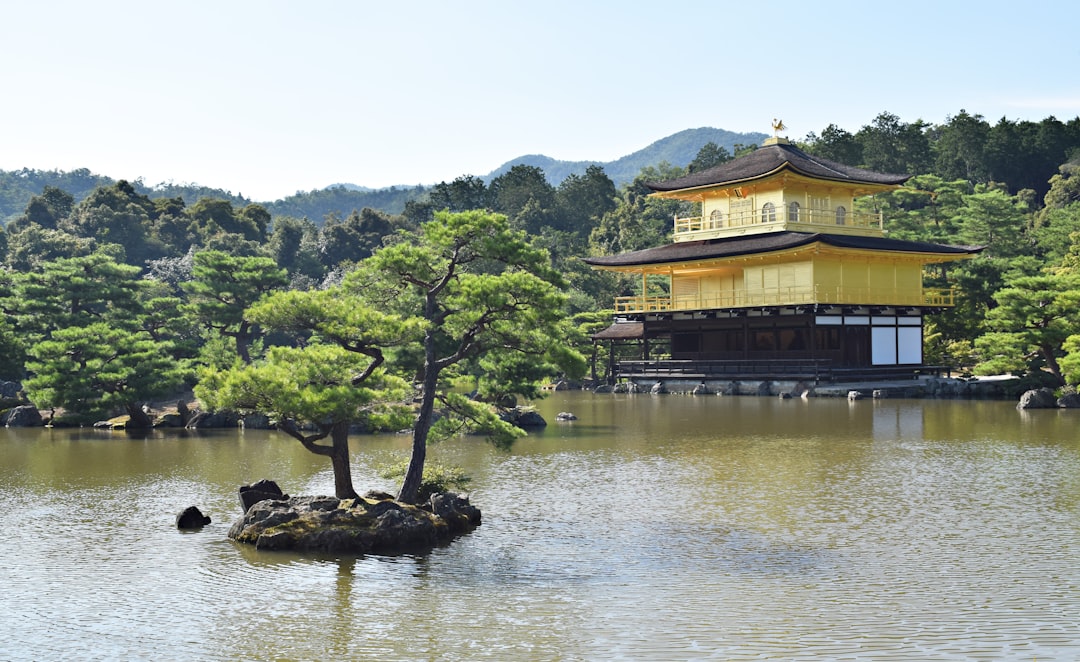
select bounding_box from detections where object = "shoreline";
[606,374,1023,400]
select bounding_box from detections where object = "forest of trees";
[2,109,1080,494]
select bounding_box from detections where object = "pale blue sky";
[2,0,1078,201]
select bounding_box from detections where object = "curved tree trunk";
[234,321,253,365]
[1041,345,1066,386]
[125,402,154,429]
[328,421,359,500]
[398,331,440,504]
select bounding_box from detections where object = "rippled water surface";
[2,394,1079,660]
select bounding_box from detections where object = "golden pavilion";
[584,133,981,382]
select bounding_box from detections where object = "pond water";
[2,393,1079,660]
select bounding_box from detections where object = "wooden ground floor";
[592,304,943,383]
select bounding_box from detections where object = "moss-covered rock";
[228,492,480,554]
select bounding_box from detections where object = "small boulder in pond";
[1017,388,1058,410]
[176,506,211,529]
[500,406,547,428]
[5,405,43,427]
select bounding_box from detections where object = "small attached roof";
[591,321,644,340]
[583,232,981,269]
[647,139,910,193]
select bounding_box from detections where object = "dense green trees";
[687,142,732,173]
[803,113,1080,198]
[589,162,688,255]
[182,251,289,364]
[8,251,186,425]
[351,210,584,503]
[428,175,489,213]
[974,274,1080,384]
[804,124,863,166]
[26,322,185,426]
[318,208,395,268]
[196,288,418,499]
[194,211,582,502]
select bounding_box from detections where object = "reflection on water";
[2,394,1079,660]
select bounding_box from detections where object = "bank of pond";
[0,373,1074,432]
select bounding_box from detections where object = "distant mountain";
[484,154,603,187]
[484,127,769,187]
[324,183,375,193]
[0,168,250,225]
[0,128,769,224]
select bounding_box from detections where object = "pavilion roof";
[647,140,910,192]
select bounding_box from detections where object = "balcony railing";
[613,286,955,313]
[674,207,883,235]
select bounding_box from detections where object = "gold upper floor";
[601,245,968,314]
[674,204,883,240]
[663,169,889,242]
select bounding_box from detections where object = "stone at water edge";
[1058,393,1080,408]
[1017,388,1058,410]
[555,411,577,421]
[5,405,42,427]
[239,478,289,514]
[429,492,482,531]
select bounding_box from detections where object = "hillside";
[485,127,768,186]
[0,126,765,223]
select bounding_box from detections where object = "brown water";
[2,393,1079,660]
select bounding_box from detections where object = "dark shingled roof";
[647,141,910,192]
[583,232,981,268]
[591,322,644,340]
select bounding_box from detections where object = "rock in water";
[1017,388,1058,410]
[501,407,547,428]
[176,506,211,529]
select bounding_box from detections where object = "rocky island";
[227,480,481,554]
